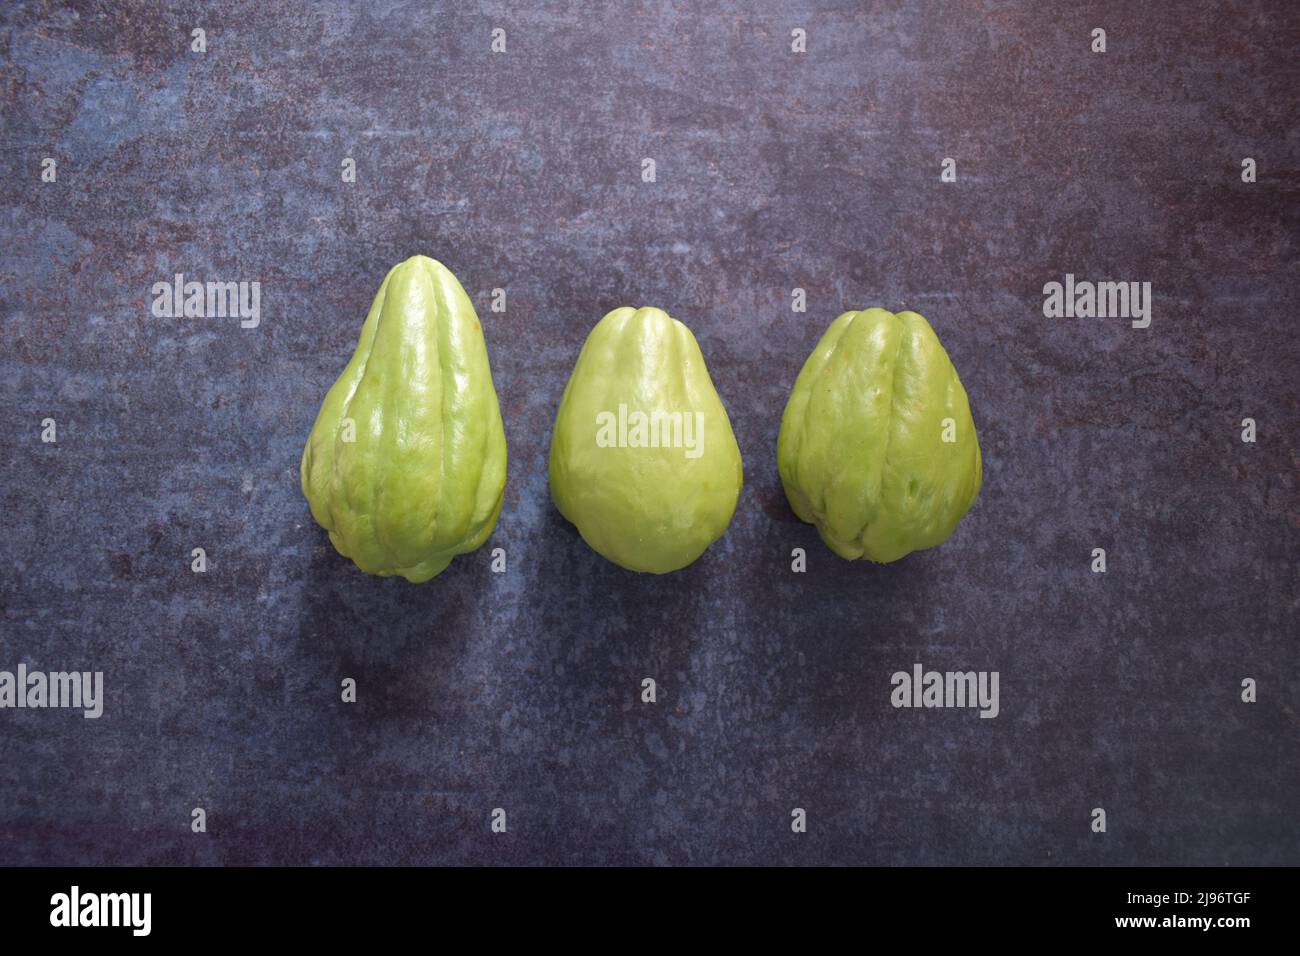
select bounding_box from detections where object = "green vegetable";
[549,307,743,573]
[778,308,981,563]
[301,256,507,582]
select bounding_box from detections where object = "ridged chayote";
[301,255,507,582]
[549,307,743,573]
[778,308,981,563]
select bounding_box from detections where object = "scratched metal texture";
[1,1,1297,866]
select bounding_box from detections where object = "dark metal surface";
[1,1,1297,865]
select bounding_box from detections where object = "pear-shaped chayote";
[301,255,507,582]
[778,308,981,563]
[549,307,743,573]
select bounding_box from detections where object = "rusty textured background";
[1,1,1297,865]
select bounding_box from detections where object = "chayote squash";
[301,255,507,582]
[778,308,981,563]
[549,307,743,573]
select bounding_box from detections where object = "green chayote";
[301,255,507,582]
[778,308,981,563]
[549,307,743,573]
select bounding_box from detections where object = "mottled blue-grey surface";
[1,1,1297,866]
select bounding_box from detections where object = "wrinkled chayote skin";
[778,308,981,563]
[301,255,507,582]
[549,307,743,573]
